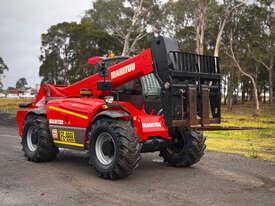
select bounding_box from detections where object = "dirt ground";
[0,116,274,206]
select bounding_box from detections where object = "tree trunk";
[250,51,274,105]
[64,45,69,84]
[241,82,245,104]
[227,73,233,111]
[214,20,226,57]
[228,36,260,113]
[251,78,260,112]
[213,2,244,57]
[195,2,206,55]
[269,56,274,104]
[223,77,227,105]
[122,34,130,56]
[119,0,147,56]
[264,84,266,103]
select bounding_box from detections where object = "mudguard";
[26,107,46,116]
[92,110,129,123]
[17,107,46,137]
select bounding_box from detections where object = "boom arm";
[57,49,153,96]
[33,49,154,105]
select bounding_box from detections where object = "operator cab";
[115,74,161,114]
[94,56,162,114]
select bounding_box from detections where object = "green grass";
[205,103,275,161]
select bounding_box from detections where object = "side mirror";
[99,62,108,77]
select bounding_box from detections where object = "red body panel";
[45,98,169,147]
[46,98,103,128]
[16,48,169,149]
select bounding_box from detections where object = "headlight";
[104,96,114,104]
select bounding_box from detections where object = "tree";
[87,0,162,56]
[40,22,78,84]
[248,0,274,104]
[39,21,121,84]
[0,82,3,92]
[217,1,273,111]
[165,0,197,52]
[0,56,8,90]
[0,57,8,74]
[223,1,262,113]
[16,77,28,89]
[227,32,260,113]
[67,19,122,82]
[166,0,221,55]
[213,0,245,57]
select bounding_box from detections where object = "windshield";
[115,73,161,96]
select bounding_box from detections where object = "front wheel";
[22,115,59,162]
[160,129,206,167]
[89,118,141,180]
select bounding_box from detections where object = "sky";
[0,0,92,88]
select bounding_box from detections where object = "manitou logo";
[142,122,162,128]
[49,119,64,125]
[111,63,135,79]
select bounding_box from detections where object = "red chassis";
[17,48,169,149]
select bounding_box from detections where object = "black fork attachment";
[151,36,221,128]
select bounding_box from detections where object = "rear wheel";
[22,115,59,162]
[160,129,206,167]
[89,118,141,180]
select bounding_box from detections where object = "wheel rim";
[95,132,116,165]
[26,126,38,152]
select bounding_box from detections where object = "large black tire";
[89,118,141,180]
[22,114,59,162]
[160,129,206,167]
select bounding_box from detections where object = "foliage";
[39,21,121,84]
[0,57,8,75]
[0,56,8,90]
[16,77,28,89]
[85,0,163,55]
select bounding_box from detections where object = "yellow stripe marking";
[49,106,88,119]
[53,140,84,147]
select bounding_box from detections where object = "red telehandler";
[17,37,221,179]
